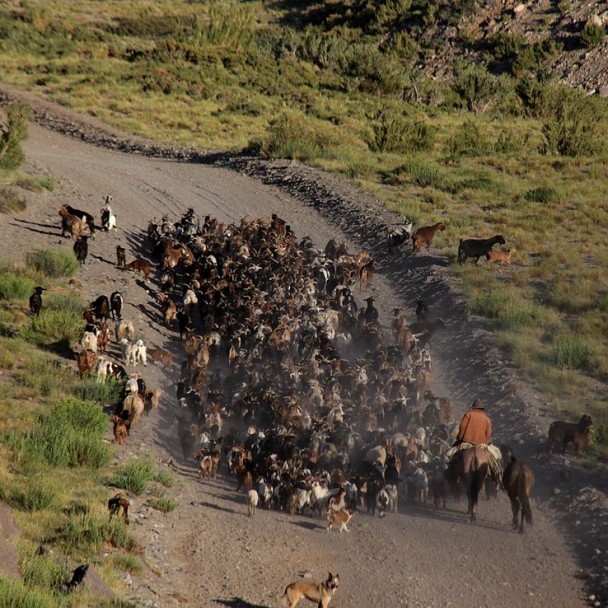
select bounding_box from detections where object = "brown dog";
[548,414,593,457]
[279,573,340,608]
[116,246,126,267]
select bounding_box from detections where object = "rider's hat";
[471,399,484,409]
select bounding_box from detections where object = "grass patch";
[25,249,79,278]
[110,457,173,496]
[0,271,34,300]
[20,551,67,592]
[0,579,53,608]
[6,398,113,470]
[4,476,62,512]
[148,495,177,513]
[551,334,600,370]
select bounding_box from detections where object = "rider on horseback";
[447,399,503,485]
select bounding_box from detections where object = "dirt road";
[0,91,600,607]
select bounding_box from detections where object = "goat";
[110,291,123,320]
[73,235,89,265]
[125,259,152,280]
[76,349,96,378]
[116,246,126,267]
[115,319,135,342]
[29,286,45,316]
[127,339,147,366]
[111,414,130,445]
[108,492,130,524]
[487,247,515,265]
[548,414,593,457]
[61,204,95,237]
[59,207,91,239]
[387,222,414,253]
[458,234,506,264]
[101,196,117,231]
[412,222,445,252]
[247,489,259,517]
[81,331,98,353]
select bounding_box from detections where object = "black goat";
[73,235,89,265]
[110,291,124,320]
[457,234,506,264]
[29,286,45,316]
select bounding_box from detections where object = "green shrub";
[25,249,79,278]
[111,457,157,495]
[10,398,112,469]
[0,272,34,300]
[524,186,559,204]
[446,119,490,157]
[0,104,30,171]
[389,158,452,190]
[259,112,336,161]
[368,111,434,153]
[452,61,498,114]
[580,22,605,48]
[72,376,123,407]
[494,128,526,154]
[0,579,52,608]
[467,289,545,330]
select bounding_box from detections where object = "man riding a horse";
[446,400,504,516]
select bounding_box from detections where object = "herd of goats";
[49,200,595,536]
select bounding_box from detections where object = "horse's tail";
[517,465,533,526]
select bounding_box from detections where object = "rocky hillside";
[421,0,608,95]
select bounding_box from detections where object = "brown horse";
[449,446,490,522]
[501,446,534,534]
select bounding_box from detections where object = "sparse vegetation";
[25,249,79,278]
[111,457,174,495]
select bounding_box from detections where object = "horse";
[448,446,490,522]
[501,446,534,534]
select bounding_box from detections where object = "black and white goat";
[387,221,414,253]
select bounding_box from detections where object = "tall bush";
[0,104,29,171]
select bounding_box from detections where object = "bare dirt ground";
[1,84,607,608]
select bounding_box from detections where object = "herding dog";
[279,572,340,608]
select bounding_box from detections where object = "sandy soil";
[0,85,606,607]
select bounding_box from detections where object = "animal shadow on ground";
[90,253,114,265]
[405,505,511,533]
[214,598,269,608]
[10,220,58,237]
[290,520,323,531]
[195,500,238,515]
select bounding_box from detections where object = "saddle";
[446,442,504,488]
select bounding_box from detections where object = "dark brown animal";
[108,492,130,524]
[548,414,593,457]
[116,246,126,267]
[458,234,506,264]
[502,449,534,533]
[412,222,445,252]
[147,347,173,367]
[125,258,152,280]
[111,414,130,444]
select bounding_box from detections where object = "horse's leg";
[510,495,520,530]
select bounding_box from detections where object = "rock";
[586,15,603,29]
[513,4,526,15]
[0,503,20,580]
[598,86,608,98]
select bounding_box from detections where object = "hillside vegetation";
[0,0,607,455]
[0,250,177,606]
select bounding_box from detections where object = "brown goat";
[111,414,130,444]
[412,223,445,252]
[125,259,152,280]
[59,207,91,239]
[548,414,593,457]
[108,492,130,524]
[76,349,97,378]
